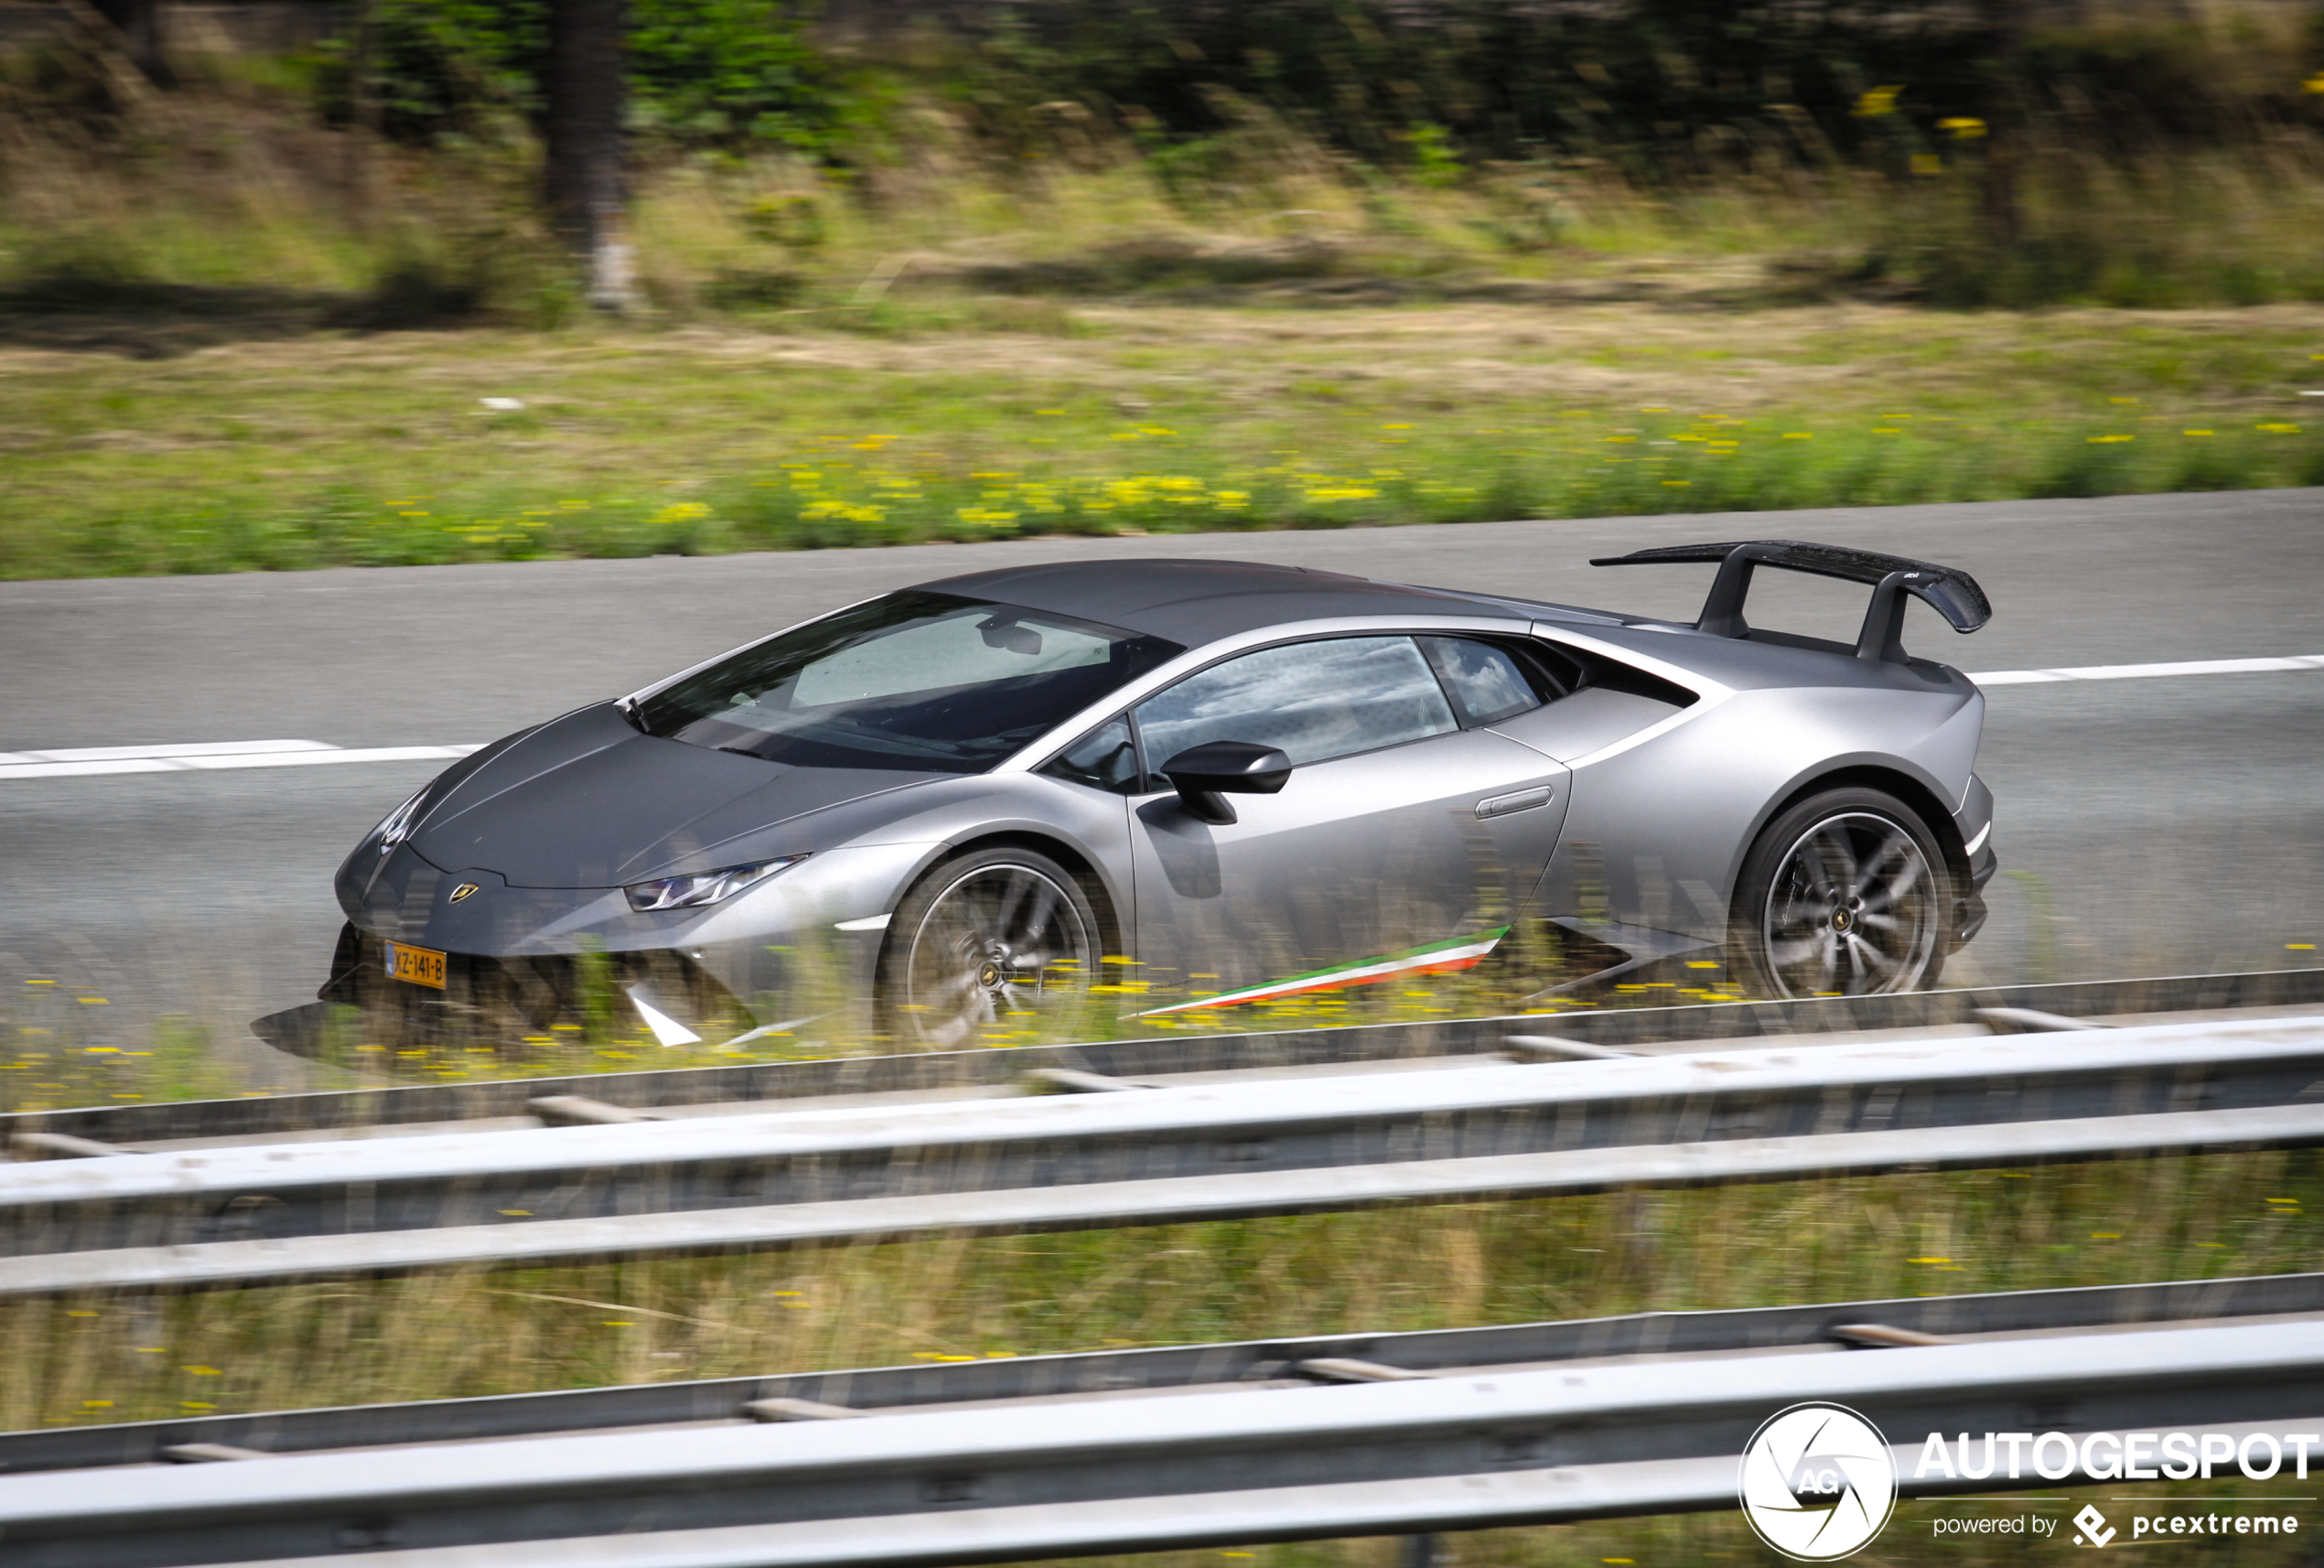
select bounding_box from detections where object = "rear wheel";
[1730,788,1951,998]
[877,847,1100,1048]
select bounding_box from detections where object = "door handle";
[1474,785,1554,820]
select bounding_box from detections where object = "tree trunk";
[1978,0,2026,251]
[89,0,170,87]
[344,0,378,231]
[544,0,639,314]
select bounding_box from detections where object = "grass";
[0,918,1678,1110]
[4,1147,2318,1564]
[5,292,2324,581]
[8,91,2324,578]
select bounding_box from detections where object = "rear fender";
[1734,685,1986,883]
[1546,684,1979,943]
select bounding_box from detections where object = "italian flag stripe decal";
[1136,927,1510,1017]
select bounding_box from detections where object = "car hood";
[409,703,945,888]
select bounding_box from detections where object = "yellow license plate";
[384,940,447,990]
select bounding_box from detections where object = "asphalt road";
[3,489,2319,1089]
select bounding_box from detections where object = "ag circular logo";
[1737,1402,1898,1561]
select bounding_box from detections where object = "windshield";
[633,591,1183,773]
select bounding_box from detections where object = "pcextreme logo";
[1738,1402,1899,1561]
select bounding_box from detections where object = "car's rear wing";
[1589,539,1992,664]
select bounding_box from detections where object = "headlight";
[370,785,435,855]
[625,855,808,912]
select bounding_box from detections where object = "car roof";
[916,557,1531,644]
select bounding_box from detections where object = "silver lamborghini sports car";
[324,540,1997,1047]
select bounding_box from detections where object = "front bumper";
[328,840,940,1037]
[318,921,769,1044]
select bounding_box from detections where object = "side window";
[1042,716,1141,795]
[1419,638,1543,726]
[1134,636,1458,770]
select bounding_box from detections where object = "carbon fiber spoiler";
[1589,539,1992,663]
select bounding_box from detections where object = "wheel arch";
[909,830,1128,958]
[1748,763,1972,908]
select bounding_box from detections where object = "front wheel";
[1729,788,1953,999]
[876,847,1101,1048]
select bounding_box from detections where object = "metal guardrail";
[11,1271,2319,1473]
[3,1273,2319,1568]
[11,963,2321,1148]
[5,1013,2323,1296]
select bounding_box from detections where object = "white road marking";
[0,741,484,780]
[1968,654,2324,686]
[3,651,2315,781]
[0,739,336,764]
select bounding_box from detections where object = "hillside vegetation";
[5,1,2324,576]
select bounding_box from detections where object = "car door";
[1123,633,1570,1013]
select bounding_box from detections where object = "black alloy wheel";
[1731,788,1952,999]
[877,847,1100,1047]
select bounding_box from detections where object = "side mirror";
[1157,741,1293,826]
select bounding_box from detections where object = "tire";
[876,847,1101,1048]
[1729,788,1953,999]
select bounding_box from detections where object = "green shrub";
[315,0,848,154]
